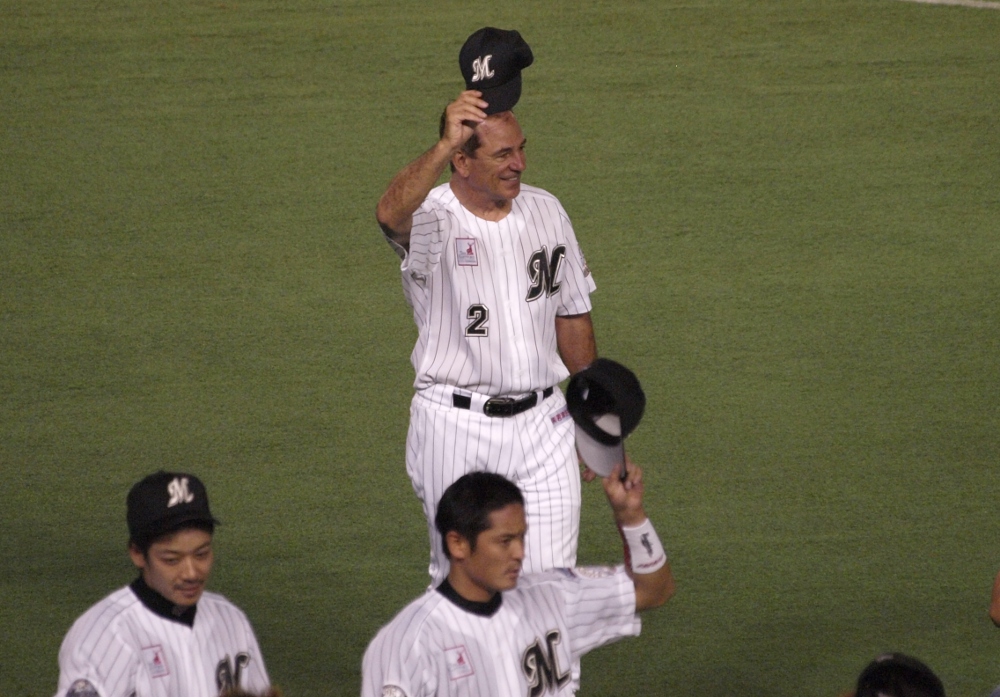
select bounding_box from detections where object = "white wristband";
[620,519,667,574]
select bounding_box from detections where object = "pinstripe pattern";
[391,182,595,585]
[408,383,581,585]
[361,567,640,697]
[400,183,595,394]
[55,587,269,697]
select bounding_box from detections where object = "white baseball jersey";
[387,182,596,585]
[55,580,269,697]
[395,182,596,394]
[361,566,640,697]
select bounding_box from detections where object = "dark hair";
[130,520,215,556]
[435,472,524,558]
[855,654,945,697]
[439,107,482,173]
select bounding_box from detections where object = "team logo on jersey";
[65,679,99,697]
[141,645,170,678]
[456,238,478,266]
[166,477,194,507]
[444,645,475,680]
[470,55,494,82]
[216,653,251,692]
[525,245,567,302]
[521,631,570,696]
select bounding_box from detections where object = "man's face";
[463,503,527,600]
[461,112,527,205]
[129,527,214,607]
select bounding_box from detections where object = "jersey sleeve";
[55,621,137,697]
[360,621,435,697]
[392,199,450,277]
[558,565,641,658]
[553,210,596,317]
[236,612,271,693]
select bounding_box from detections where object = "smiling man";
[375,27,600,592]
[54,471,271,697]
[361,462,675,697]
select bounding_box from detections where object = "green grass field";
[2,1,999,695]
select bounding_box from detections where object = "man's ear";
[128,543,147,571]
[445,531,472,561]
[452,151,470,178]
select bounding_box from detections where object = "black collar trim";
[129,575,197,627]
[436,579,502,617]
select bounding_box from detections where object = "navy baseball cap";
[459,27,534,115]
[566,359,646,477]
[855,653,946,697]
[127,471,218,546]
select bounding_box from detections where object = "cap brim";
[575,415,625,478]
[481,73,522,114]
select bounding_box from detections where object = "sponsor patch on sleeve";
[571,565,618,579]
[66,679,100,697]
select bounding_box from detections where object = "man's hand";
[442,90,488,151]
[602,458,647,528]
[375,90,489,246]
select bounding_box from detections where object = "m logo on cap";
[167,477,194,507]
[471,55,494,82]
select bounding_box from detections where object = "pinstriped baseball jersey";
[386,181,596,585]
[361,566,639,697]
[55,582,269,697]
[395,182,596,394]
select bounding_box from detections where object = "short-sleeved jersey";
[361,566,639,697]
[394,183,597,395]
[55,585,270,697]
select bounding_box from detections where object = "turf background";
[1,1,998,695]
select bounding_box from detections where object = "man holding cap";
[54,471,271,697]
[375,27,600,588]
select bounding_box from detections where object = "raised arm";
[375,91,488,250]
[602,460,675,611]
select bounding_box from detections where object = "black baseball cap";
[566,359,646,477]
[855,653,946,697]
[127,471,218,547]
[459,27,534,115]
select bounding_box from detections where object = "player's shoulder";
[421,183,458,211]
[195,590,254,622]
[412,184,462,235]
[67,586,140,629]
[61,586,142,657]
[515,184,572,221]
[366,591,450,655]
[517,183,560,202]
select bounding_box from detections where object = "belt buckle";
[483,397,516,417]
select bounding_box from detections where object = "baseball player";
[376,27,599,586]
[54,471,271,697]
[361,462,674,697]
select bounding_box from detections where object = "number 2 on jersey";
[466,304,489,337]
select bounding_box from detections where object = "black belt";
[453,387,554,418]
